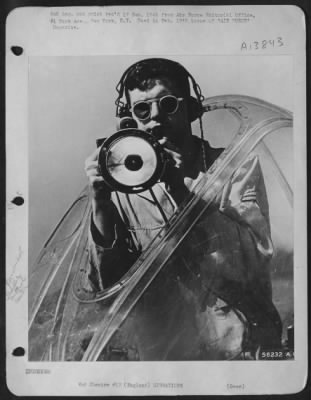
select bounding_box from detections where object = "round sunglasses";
[131,95,184,121]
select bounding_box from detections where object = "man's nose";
[150,101,162,120]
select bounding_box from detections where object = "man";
[84,58,282,360]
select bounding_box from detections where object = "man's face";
[128,78,192,150]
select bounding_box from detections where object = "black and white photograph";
[6,4,307,396]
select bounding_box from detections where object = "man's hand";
[159,137,184,186]
[159,138,189,204]
[85,148,115,240]
[85,148,111,201]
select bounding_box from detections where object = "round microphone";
[98,129,167,193]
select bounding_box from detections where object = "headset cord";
[149,187,170,226]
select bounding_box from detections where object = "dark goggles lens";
[133,102,150,120]
[132,95,182,120]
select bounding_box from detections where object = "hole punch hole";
[12,347,25,356]
[11,46,23,56]
[12,196,24,206]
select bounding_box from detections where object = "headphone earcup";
[116,105,134,129]
[117,105,132,118]
[188,96,203,122]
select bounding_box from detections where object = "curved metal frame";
[79,95,292,361]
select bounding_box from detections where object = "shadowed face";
[128,78,192,151]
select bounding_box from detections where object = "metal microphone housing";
[98,129,167,194]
